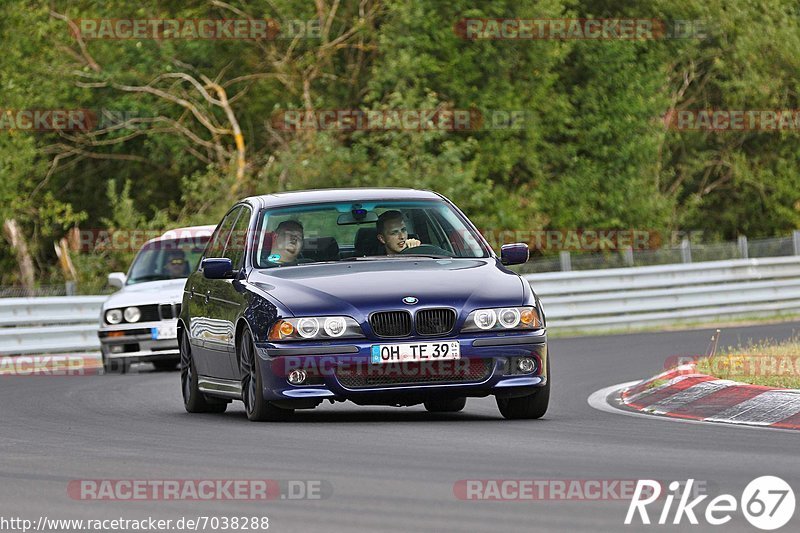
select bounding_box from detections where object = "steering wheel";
[399,243,452,256]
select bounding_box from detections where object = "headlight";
[463,306,541,332]
[269,316,364,341]
[105,309,123,325]
[323,317,347,337]
[297,317,320,338]
[123,306,141,323]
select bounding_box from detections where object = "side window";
[205,207,242,260]
[224,206,251,269]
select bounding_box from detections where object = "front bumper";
[254,331,547,405]
[98,321,180,362]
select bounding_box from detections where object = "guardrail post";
[680,238,692,263]
[623,247,634,267]
[737,235,748,259]
[794,230,800,255]
[559,251,571,272]
[65,281,76,296]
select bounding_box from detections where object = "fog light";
[517,358,536,373]
[288,369,307,385]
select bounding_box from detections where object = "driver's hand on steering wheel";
[404,238,421,249]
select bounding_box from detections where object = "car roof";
[241,188,443,209]
[141,225,217,248]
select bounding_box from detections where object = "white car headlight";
[123,306,141,323]
[463,306,541,332]
[105,309,123,325]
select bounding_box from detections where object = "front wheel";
[496,359,550,420]
[239,329,294,422]
[180,330,227,414]
[102,353,128,374]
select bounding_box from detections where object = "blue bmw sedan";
[179,188,549,421]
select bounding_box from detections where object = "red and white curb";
[618,364,800,430]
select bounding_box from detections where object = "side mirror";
[107,272,126,289]
[500,243,529,266]
[202,258,234,279]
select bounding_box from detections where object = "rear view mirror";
[500,243,529,265]
[337,211,378,225]
[107,272,126,289]
[202,258,234,279]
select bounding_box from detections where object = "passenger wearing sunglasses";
[163,250,190,278]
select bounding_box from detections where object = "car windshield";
[127,237,210,285]
[253,199,489,268]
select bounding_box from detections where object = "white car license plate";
[151,323,177,340]
[371,341,460,364]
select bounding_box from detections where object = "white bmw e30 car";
[98,226,215,373]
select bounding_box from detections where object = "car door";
[213,204,253,379]
[203,206,246,379]
[190,208,239,377]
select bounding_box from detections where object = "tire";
[424,397,467,413]
[102,354,128,374]
[180,330,227,414]
[153,360,179,371]
[496,358,550,420]
[239,329,294,422]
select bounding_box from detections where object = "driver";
[271,220,304,264]
[376,210,421,255]
[163,250,189,278]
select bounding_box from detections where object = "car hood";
[247,258,525,317]
[102,278,187,310]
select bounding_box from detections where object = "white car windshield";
[127,237,210,285]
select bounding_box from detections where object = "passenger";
[163,250,190,278]
[271,220,304,264]
[376,210,421,255]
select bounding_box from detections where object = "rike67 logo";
[626,477,795,530]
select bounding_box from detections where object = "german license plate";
[151,323,177,340]
[371,341,460,364]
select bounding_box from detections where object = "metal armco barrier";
[526,256,800,331]
[0,296,105,355]
[1,256,800,354]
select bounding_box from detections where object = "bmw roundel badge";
[402,296,418,305]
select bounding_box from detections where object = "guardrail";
[0,296,105,355]
[526,256,800,331]
[1,256,799,354]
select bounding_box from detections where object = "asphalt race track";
[2,322,799,532]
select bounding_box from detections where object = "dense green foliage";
[0,0,798,288]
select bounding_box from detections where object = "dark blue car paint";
[178,189,547,407]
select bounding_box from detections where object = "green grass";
[696,336,800,389]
